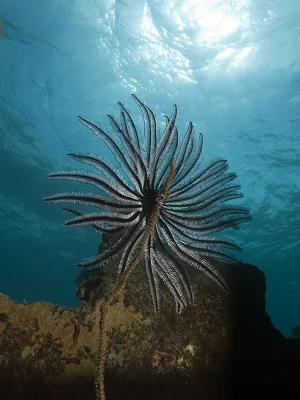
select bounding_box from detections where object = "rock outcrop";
[0,261,299,400]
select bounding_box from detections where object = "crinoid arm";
[45,94,252,312]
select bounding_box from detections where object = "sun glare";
[127,0,252,82]
[181,0,245,45]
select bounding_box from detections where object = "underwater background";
[0,0,299,337]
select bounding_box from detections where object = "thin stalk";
[95,158,175,400]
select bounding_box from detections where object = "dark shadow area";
[228,263,300,399]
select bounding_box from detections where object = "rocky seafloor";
[0,259,299,400]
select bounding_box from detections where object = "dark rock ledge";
[0,261,299,400]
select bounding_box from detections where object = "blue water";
[0,0,299,337]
